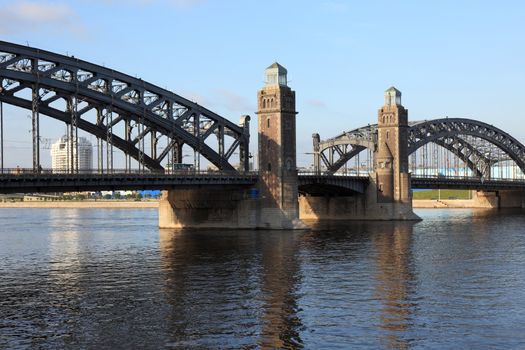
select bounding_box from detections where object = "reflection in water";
[373,223,414,350]
[2,208,525,349]
[159,229,304,349]
[48,209,82,286]
[259,233,303,349]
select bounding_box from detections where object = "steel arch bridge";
[314,118,525,178]
[0,41,250,173]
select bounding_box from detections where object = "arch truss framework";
[315,118,525,178]
[0,41,250,173]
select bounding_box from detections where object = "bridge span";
[2,40,525,227]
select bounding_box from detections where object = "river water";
[1,208,525,349]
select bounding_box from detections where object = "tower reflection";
[373,222,415,350]
[159,229,304,349]
[258,232,303,349]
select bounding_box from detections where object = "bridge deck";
[0,170,258,194]
[412,176,525,190]
[2,170,525,195]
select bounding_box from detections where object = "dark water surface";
[1,208,525,349]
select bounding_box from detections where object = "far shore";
[0,200,159,209]
[0,199,487,210]
[413,199,488,209]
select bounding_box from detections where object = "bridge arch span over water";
[0,41,250,172]
[315,118,525,179]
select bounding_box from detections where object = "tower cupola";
[385,86,402,106]
[265,62,288,87]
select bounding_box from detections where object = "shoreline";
[0,199,485,210]
[0,201,159,209]
[412,199,491,208]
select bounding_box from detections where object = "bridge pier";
[298,173,418,221]
[299,87,419,222]
[159,63,306,230]
[498,190,525,208]
[473,190,525,208]
[159,188,257,229]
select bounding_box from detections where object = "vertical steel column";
[0,101,3,174]
[151,130,157,162]
[357,151,360,176]
[328,146,333,169]
[218,125,224,170]
[239,115,250,172]
[312,134,320,174]
[125,119,130,173]
[96,108,104,174]
[106,109,113,173]
[194,113,200,171]
[138,113,145,173]
[168,101,174,173]
[74,98,79,173]
[174,140,182,164]
[66,123,70,173]
[67,97,78,174]
[139,87,145,173]
[32,86,40,173]
[343,146,348,175]
[69,101,74,174]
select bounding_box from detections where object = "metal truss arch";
[316,125,376,174]
[0,41,250,172]
[408,118,525,174]
[316,118,525,176]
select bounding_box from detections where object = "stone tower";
[376,141,394,202]
[257,63,304,229]
[376,87,411,204]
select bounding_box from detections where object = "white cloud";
[213,89,255,113]
[0,1,87,36]
[178,89,212,107]
[306,98,327,108]
[101,0,206,8]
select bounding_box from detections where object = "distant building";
[51,136,93,172]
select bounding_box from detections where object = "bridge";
[1,41,525,228]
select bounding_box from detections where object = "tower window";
[267,162,272,171]
[386,131,389,140]
[262,99,266,109]
[267,118,270,128]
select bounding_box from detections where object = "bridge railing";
[411,174,525,183]
[0,168,258,177]
[297,169,371,177]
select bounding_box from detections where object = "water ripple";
[1,208,525,349]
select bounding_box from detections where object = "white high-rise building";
[51,136,93,172]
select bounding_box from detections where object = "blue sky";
[0,0,524,167]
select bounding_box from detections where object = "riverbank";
[0,199,487,209]
[0,201,159,208]
[413,199,481,208]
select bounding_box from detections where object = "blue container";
[249,188,259,199]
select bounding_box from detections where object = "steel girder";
[431,136,491,178]
[0,41,250,172]
[316,118,525,176]
[408,118,525,174]
[315,125,375,174]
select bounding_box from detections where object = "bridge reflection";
[372,222,415,350]
[159,229,304,348]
